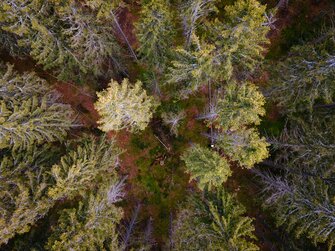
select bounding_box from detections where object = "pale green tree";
[46,179,124,251]
[48,136,122,200]
[170,188,259,250]
[135,0,175,69]
[215,82,265,131]
[0,65,74,150]
[181,144,232,190]
[218,128,269,168]
[95,79,158,132]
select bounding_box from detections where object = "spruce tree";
[181,144,232,190]
[166,0,269,94]
[46,179,124,251]
[0,0,124,82]
[95,79,158,132]
[135,0,175,70]
[215,82,265,131]
[0,145,58,245]
[257,170,335,250]
[171,188,259,250]
[268,30,335,114]
[48,136,122,200]
[218,128,269,168]
[181,0,218,47]
[0,65,74,150]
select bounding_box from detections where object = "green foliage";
[46,179,123,251]
[171,188,259,250]
[0,64,74,150]
[181,0,218,47]
[0,0,123,82]
[166,41,219,94]
[257,171,335,251]
[48,136,122,200]
[0,145,58,245]
[215,82,265,130]
[95,79,158,132]
[135,0,175,69]
[268,30,335,114]
[167,0,269,94]
[218,128,269,168]
[181,144,232,190]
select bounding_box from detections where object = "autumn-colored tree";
[95,79,158,132]
[181,144,231,190]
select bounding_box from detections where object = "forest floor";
[1,0,334,250]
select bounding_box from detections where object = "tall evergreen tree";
[215,82,265,131]
[95,79,158,132]
[166,0,269,93]
[0,145,59,245]
[268,30,335,114]
[0,0,124,82]
[218,128,269,168]
[181,144,232,190]
[0,64,74,150]
[171,188,259,250]
[256,169,335,251]
[181,0,218,47]
[135,0,175,70]
[46,179,124,251]
[48,136,122,200]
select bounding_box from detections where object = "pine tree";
[46,179,124,251]
[48,136,122,200]
[181,0,218,47]
[268,30,335,114]
[181,144,232,190]
[0,145,58,245]
[215,82,265,131]
[0,0,124,83]
[171,188,259,250]
[95,79,158,132]
[256,170,335,250]
[0,65,74,150]
[135,0,175,70]
[218,128,269,168]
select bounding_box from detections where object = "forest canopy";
[1,0,335,250]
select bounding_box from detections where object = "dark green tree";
[171,188,259,250]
